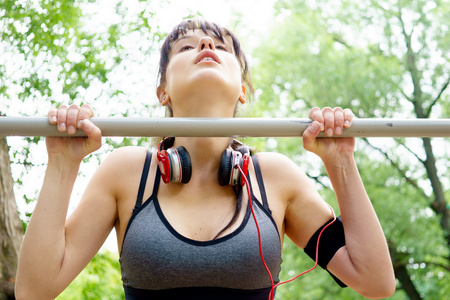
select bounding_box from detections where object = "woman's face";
[162,29,243,117]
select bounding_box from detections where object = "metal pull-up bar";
[0,117,449,138]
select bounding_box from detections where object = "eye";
[216,44,228,51]
[180,44,194,51]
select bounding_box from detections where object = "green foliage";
[253,0,449,298]
[2,0,165,224]
[0,0,116,106]
[56,251,124,300]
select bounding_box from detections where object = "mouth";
[196,50,220,64]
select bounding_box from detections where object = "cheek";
[164,58,187,89]
[229,60,243,87]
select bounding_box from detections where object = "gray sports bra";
[119,151,282,299]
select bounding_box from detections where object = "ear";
[157,86,170,106]
[238,85,246,104]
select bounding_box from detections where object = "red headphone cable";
[237,165,337,300]
[238,165,275,296]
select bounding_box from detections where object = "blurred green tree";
[56,251,124,300]
[0,0,163,297]
[252,0,449,298]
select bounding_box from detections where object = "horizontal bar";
[0,117,449,138]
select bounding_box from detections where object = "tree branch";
[395,139,425,165]
[409,260,450,272]
[362,138,430,200]
[308,174,329,189]
[331,34,351,49]
[426,77,450,118]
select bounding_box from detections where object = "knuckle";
[309,107,321,116]
[80,105,94,118]
[344,108,353,115]
[68,104,80,111]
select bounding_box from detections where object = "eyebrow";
[173,33,229,46]
[174,34,193,43]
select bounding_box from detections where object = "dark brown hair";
[157,19,253,117]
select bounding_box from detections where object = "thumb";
[81,119,102,151]
[302,121,321,151]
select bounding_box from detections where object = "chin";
[182,75,240,98]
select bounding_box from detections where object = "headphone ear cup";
[176,146,192,184]
[218,149,233,186]
[157,150,171,184]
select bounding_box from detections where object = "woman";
[16,19,395,299]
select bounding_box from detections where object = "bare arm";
[285,107,395,298]
[15,105,116,299]
[323,151,395,298]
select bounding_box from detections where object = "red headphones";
[156,137,250,186]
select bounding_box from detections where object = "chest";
[158,183,247,241]
[120,199,282,290]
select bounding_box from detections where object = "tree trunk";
[0,137,23,299]
[389,240,422,300]
[421,137,450,246]
[399,7,449,247]
[394,264,422,300]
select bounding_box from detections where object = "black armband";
[304,216,347,287]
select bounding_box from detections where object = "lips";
[196,50,220,64]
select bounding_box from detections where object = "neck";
[169,92,239,118]
[173,137,232,181]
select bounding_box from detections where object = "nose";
[198,36,215,51]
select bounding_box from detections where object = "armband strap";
[304,216,347,287]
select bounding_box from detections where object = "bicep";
[274,154,366,289]
[56,152,122,287]
[283,164,335,249]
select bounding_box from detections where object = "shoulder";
[93,146,150,186]
[253,152,311,186]
[252,152,315,203]
[83,146,152,209]
[254,151,297,169]
[101,146,149,167]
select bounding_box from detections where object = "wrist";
[47,154,81,177]
[322,151,355,170]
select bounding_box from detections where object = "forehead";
[172,29,233,46]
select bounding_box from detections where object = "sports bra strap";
[251,155,271,213]
[135,151,152,211]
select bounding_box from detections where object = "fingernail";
[344,120,350,127]
[59,123,66,132]
[77,121,83,129]
[51,116,57,123]
[326,128,333,137]
[68,126,76,135]
[320,123,324,131]
[310,122,320,133]
[335,126,342,135]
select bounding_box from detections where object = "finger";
[78,104,94,128]
[309,107,324,131]
[66,104,80,135]
[80,119,103,151]
[343,108,353,128]
[322,107,334,137]
[57,105,68,132]
[302,120,321,150]
[48,108,58,124]
[333,107,344,135]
